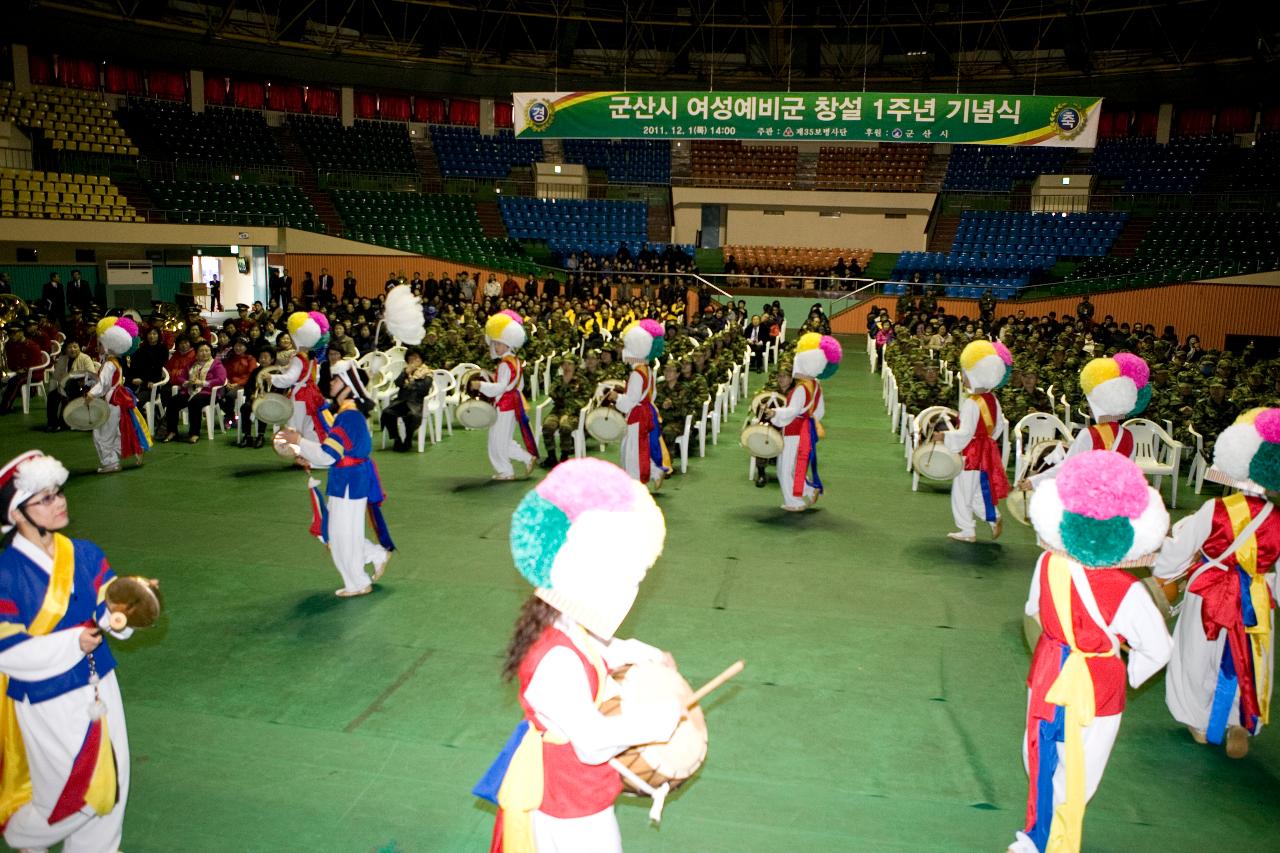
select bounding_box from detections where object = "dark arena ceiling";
[9,1,1277,101]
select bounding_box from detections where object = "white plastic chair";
[1185,424,1208,494]
[1013,412,1074,482]
[695,396,712,458]
[671,414,694,475]
[1124,417,1183,508]
[20,350,52,414]
[146,367,170,427]
[430,369,458,439]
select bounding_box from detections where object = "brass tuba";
[153,301,187,335]
[0,294,29,327]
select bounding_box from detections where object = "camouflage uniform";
[541,360,592,463]
[1192,380,1240,459]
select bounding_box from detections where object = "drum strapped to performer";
[600,662,708,795]
[910,406,963,482]
[740,391,784,459]
[62,396,111,431]
[251,365,293,426]
[1006,439,1068,526]
[456,367,498,429]
[585,379,627,444]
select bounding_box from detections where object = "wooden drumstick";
[687,660,745,709]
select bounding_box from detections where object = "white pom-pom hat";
[484,310,526,356]
[958,340,1012,392]
[1,450,69,531]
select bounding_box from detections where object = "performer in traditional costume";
[474,458,682,853]
[284,361,393,598]
[1154,407,1280,758]
[0,451,137,851]
[271,311,329,443]
[475,311,537,481]
[769,333,842,512]
[612,321,671,491]
[1021,353,1150,490]
[1011,451,1172,853]
[87,316,151,474]
[944,340,1012,541]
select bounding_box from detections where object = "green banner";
[513,91,1101,147]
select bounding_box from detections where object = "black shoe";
[237,435,250,448]
[755,473,767,488]
[541,455,558,469]
[559,452,572,464]
[393,440,410,452]
[253,435,265,449]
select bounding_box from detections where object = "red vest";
[517,628,622,818]
[496,356,524,412]
[1087,422,1135,459]
[1028,553,1137,716]
[782,379,820,437]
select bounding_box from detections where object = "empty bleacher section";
[690,141,798,186]
[429,127,542,179]
[1062,211,1280,290]
[815,144,929,191]
[892,211,1128,297]
[560,139,671,183]
[1,167,142,221]
[1089,135,1231,193]
[286,115,415,175]
[119,99,283,165]
[144,180,320,229]
[331,190,533,271]
[941,145,1070,191]
[496,197,691,265]
[1208,133,1280,192]
[0,82,138,156]
[723,245,873,275]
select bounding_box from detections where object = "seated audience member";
[160,341,225,444]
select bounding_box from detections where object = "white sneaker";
[371,552,391,583]
[96,464,121,474]
[335,586,372,598]
[947,531,976,542]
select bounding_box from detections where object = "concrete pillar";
[1156,103,1173,145]
[190,69,205,113]
[340,87,354,128]
[479,97,495,136]
[12,44,31,92]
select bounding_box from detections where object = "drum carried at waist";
[456,367,498,429]
[910,406,962,482]
[63,396,111,431]
[585,379,627,443]
[740,391,784,458]
[601,662,708,794]
[251,366,293,426]
[1006,439,1068,526]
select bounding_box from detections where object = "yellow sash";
[1093,422,1117,450]
[1042,554,1116,853]
[497,625,608,853]
[0,534,76,825]
[972,394,996,434]
[1222,493,1271,725]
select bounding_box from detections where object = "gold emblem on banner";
[526,99,555,132]
[1051,103,1089,140]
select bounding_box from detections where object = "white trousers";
[288,400,319,443]
[530,806,621,853]
[91,405,121,468]
[776,435,813,509]
[327,493,386,593]
[1010,701,1121,853]
[488,410,533,477]
[4,672,129,853]
[951,470,998,535]
[1166,588,1275,733]
[619,422,664,487]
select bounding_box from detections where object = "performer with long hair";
[945,340,1012,541]
[283,361,393,598]
[612,321,671,490]
[0,451,139,851]
[474,458,682,852]
[1020,353,1151,491]
[770,333,842,512]
[271,311,329,442]
[1154,408,1280,759]
[86,316,151,474]
[476,311,538,481]
[1011,451,1172,853]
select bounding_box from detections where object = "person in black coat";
[41,272,66,325]
[65,269,95,312]
[317,268,335,306]
[126,326,170,408]
[301,271,316,303]
[342,270,358,302]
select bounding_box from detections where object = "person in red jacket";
[0,325,46,414]
[153,337,197,440]
[219,336,258,428]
